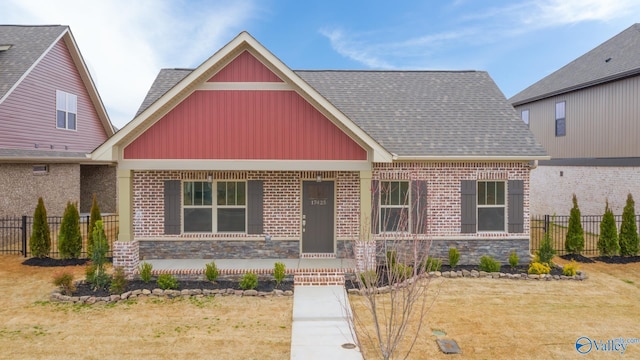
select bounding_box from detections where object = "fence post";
[21,215,27,257]
[544,214,550,233]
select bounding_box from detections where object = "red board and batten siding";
[0,39,108,152]
[208,50,283,83]
[123,90,367,160]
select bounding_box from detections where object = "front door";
[302,181,334,253]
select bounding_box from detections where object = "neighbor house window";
[521,109,529,127]
[555,101,565,137]
[183,181,246,233]
[56,90,77,130]
[477,181,505,231]
[379,181,409,232]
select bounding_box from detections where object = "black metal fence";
[0,215,118,258]
[531,214,640,256]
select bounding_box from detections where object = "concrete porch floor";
[145,258,356,275]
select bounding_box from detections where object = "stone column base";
[113,239,139,279]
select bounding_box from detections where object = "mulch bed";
[22,257,90,267]
[73,279,294,298]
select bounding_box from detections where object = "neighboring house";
[92,32,547,276]
[0,25,116,216]
[510,24,640,216]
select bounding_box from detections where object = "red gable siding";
[0,39,108,152]
[208,51,283,83]
[123,90,367,160]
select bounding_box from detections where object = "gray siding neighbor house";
[0,25,116,216]
[509,23,640,216]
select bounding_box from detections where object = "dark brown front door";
[302,181,334,253]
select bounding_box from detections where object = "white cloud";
[319,0,640,70]
[0,0,257,128]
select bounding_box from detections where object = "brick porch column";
[113,169,139,278]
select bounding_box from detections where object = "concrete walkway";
[291,286,362,360]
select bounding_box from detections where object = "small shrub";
[88,220,109,290]
[562,261,579,276]
[509,251,519,269]
[479,255,501,273]
[157,274,179,290]
[205,261,219,282]
[598,200,620,257]
[87,194,102,259]
[392,263,413,281]
[273,262,286,287]
[30,197,51,258]
[53,272,76,296]
[448,248,460,269]
[139,262,153,283]
[423,256,442,272]
[386,250,398,267]
[239,272,258,290]
[619,193,639,256]
[565,194,585,254]
[359,270,378,288]
[528,261,551,275]
[109,266,128,294]
[58,201,82,259]
[537,231,556,266]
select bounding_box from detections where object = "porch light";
[316,174,322,183]
[207,174,212,182]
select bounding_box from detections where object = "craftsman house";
[510,24,640,216]
[92,32,547,275]
[0,25,115,216]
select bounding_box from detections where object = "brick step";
[294,270,345,286]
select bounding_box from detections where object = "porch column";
[113,169,138,278]
[357,170,375,272]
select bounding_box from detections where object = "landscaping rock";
[243,290,258,296]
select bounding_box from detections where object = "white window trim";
[521,109,529,127]
[56,90,78,131]
[379,180,411,233]
[477,180,507,232]
[182,180,247,234]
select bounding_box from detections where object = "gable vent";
[32,165,49,175]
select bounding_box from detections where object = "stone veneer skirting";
[139,239,301,260]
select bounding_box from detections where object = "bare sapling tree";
[347,180,441,360]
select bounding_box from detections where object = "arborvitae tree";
[30,197,51,258]
[537,231,556,265]
[619,193,639,256]
[565,194,585,254]
[88,220,110,290]
[58,201,82,259]
[597,200,620,257]
[86,194,102,259]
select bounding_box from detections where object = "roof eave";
[511,68,640,106]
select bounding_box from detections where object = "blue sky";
[2,0,639,128]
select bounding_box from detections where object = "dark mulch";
[560,254,596,263]
[592,255,640,264]
[73,279,294,298]
[22,257,90,267]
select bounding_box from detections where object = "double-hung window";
[379,181,409,232]
[56,90,77,130]
[182,181,246,233]
[555,101,565,137]
[477,181,505,231]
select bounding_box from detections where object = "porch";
[144,258,357,286]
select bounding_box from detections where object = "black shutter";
[247,180,264,234]
[411,180,428,234]
[508,180,524,233]
[461,180,477,233]
[164,180,181,235]
[371,180,379,234]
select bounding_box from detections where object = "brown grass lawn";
[0,255,292,360]
[351,257,640,359]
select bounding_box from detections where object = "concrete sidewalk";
[290,286,362,360]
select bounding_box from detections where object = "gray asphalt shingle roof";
[0,25,67,100]
[509,23,640,106]
[137,68,546,158]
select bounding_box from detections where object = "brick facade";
[116,161,531,273]
[531,165,640,216]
